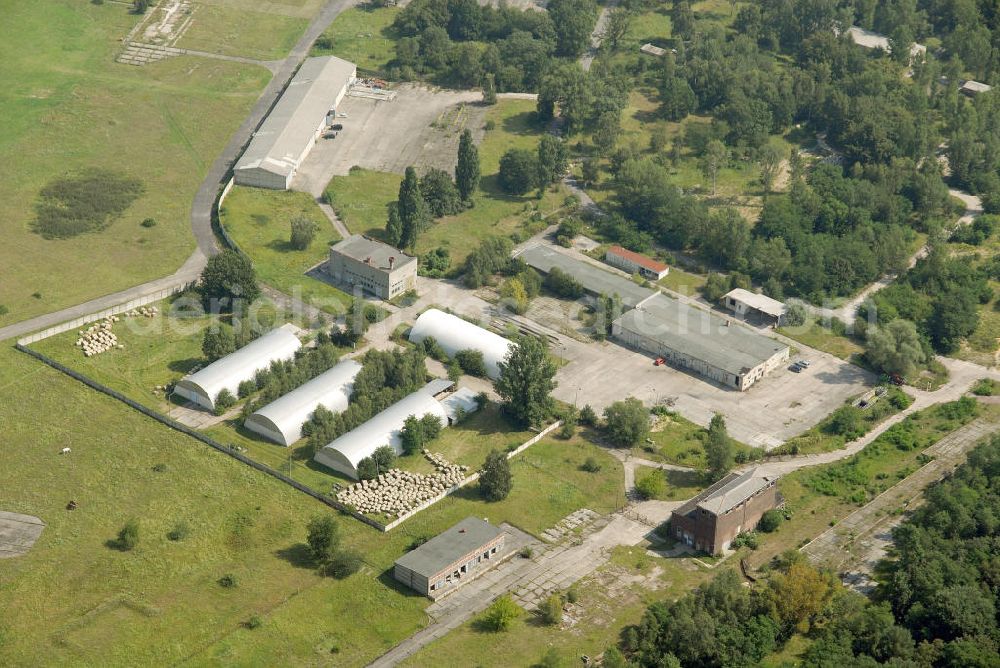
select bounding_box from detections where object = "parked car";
[654,357,665,366]
[789,363,803,373]
[331,123,343,131]
[798,359,811,367]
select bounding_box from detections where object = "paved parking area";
[291,85,487,195]
[0,511,45,558]
[545,324,874,449]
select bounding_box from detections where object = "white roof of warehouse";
[175,325,301,407]
[724,288,786,318]
[314,385,448,478]
[234,56,356,179]
[244,359,362,446]
[409,309,513,380]
[440,387,481,422]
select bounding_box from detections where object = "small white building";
[640,43,667,57]
[605,246,670,281]
[234,56,356,189]
[244,359,362,446]
[845,26,926,61]
[173,325,302,411]
[722,288,787,325]
[408,309,513,380]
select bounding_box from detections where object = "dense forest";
[615,433,1000,667]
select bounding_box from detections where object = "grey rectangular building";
[234,56,356,190]
[394,517,505,598]
[518,244,655,308]
[326,234,417,299]
[613,294,789,390]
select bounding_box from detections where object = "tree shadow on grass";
[501,110,543,136]
[275,543,316,570]
[167,357,201,374]
[266,239,297,253]
[375,569,426,598]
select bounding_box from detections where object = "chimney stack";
[388,256,395,270]
[365,256,371,265]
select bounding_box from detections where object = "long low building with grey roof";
[234,56,356,189]
[670,468,781,554]
[393,517,505,597]
[612,293,788,390]
[517,244,655,309]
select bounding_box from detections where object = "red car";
[654,358,665,366]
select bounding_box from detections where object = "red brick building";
[670,468,781,555]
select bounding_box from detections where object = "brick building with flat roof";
[670,468,781,554]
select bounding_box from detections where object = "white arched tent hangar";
[172,325,301,411]
[244,358,363,446]
[408,309,513,380]
[314,390,448,479]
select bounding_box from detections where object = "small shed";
[640,43,667,57]
[960,80,993,97]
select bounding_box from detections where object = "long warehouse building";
[408,309,513,380]
[234,56,356,189]
[244,359,363,446]
[613,294,788,391]
[517,244,655,309]
[173,325,302,411]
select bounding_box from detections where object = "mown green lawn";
[311,5,401,73]
[177,3,309,60]
[220,186,354,314]
[0,1,272,326]
[778,321,864,360]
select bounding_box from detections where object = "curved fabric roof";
[244,359,362,446]
[409,309,513,380]
[173,325,301,410]
[314,389,447,479]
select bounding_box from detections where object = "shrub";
[245,615,262,629]
[581,456,602,473]
[237,379,256,399]
[32,169,144,239]
[306,515,341,564]
[484,119,496,131]
[479,595,521,632]
[972,378,999,396]
[519,546,534,559]
[214,389,237,415]
[498,148,537,195]
[326,549,364,578]
[116,520,140,551]
[290,216,318,250]
[480,449,512,501]
[152,463,168,473]
[825,405,866,440]
[758,509,784,533]
[730,531,759,550]
[540,593,564,625]
[565,587,579,603]
[579,404,598,427]
[140,217,156,228]
[167,521,189,541]
[218,574,237,588]
[635,470,665,500]
[454,349,488,377]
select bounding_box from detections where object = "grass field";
[325,100,570,267]
[177,3,308,60]
[0,337,625,665]
[778,321,864,360]
[635,465,706,501]
[0,1,273,326]
[312,5,401,73]
[220,186,354,314]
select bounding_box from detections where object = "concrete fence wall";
[16,285,194,346]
